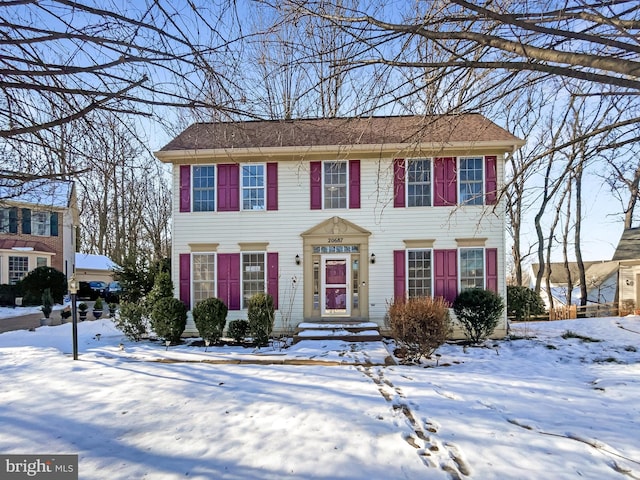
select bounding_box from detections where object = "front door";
[321,255,350,316]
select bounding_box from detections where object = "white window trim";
[406,158,433,208]
[322,160,349,210]
[458,157,485,206]
[406,248,433,298]
[192,164,216,212]
[191,251,217,308]
[31,211,51,237]
[458,247,486,291]
[240,163,266,211]
[241,251,267,310]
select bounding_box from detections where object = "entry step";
[293,321,382,343]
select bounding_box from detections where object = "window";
[324,161,347,209]
[460,248,484,290]
[407,250,432,297]
[192,253,215,305]
[192,166,215,212]
[242,252,265,308]
[407,159,431,207]
[37,257,47,268]
[9,256,28,284]
[31,211,50,236]
[0,208,9,233]
[242,165,265,210]
[459,157,483,205]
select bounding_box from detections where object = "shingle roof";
[0,179,73,208]
[0,239,55,253]
[612,227,640,261]
[159,114,522,151]
[531,261,619,286]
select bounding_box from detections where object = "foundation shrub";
[453,288,504,343]
[150,297,187,344]
[193,297,228,345]
[248,293,274,346]
[388,296,451,363]
[228,319,249,343]
[114,301,148,341]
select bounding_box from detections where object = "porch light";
[295,254,301,265]
[370,253,376,264]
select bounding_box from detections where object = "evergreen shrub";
[193,297,228,344]
[114,301,148,341]
[247,293,274,346]
[453,288,504,343]
[228,319,249,343]
[150,297,187,344]
[507,286,545,321]
[19,267,66,305]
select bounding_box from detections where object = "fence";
[549,302,619,320]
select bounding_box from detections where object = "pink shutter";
[393,250,406,301]
[393,159,405,208]
[267,252,279,309]
[310,161,322,210]
[218,253,241,310]
[179,165,191,212]
[486,248,498,292]
[485,156,497,205]
[434,249,457,304]
[267,162,278,211]
[217,164,240,212]
[434,158,456,206]
[179,253,191,309]
[349,160,360,209]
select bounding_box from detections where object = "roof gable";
[612,227,640,261]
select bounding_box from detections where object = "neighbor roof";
[75,253,119,271]
[612,227,640,261]
[0,178,73,208]
[159,114,523,152]
[531,261,619,286]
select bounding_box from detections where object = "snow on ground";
[0,314,639,479]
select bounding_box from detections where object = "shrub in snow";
[146,271,174,309]
[453,288,504,343]
[228,319,249,343]
[507,286,546,321]
[150,297,187,344]
[387,295,451,363]
[114,301,148,341]
[19,266,66,305]
[193,297,228,345]
[247,293,274,346]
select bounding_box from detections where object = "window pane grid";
[9,256,28,285]
[242,165,265,210]
[407,159,431,207]
[460,248,484,290]
[193,254,215,305]
[32,211,50,236]
[459,158,483,205]
[407,250,432,298]
[324,162,347,209]
[242,253,265,309]
[0,209,9,233]
[193,166,215,212]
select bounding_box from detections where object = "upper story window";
[459,157,484,205]
[242,165,265,211]
[407,249,432,298]
[31,211,51,236]
[193,166,215,212]
[459,248,484,290]
[407,159,432,207]
[324,161,347,209]
[0,208,10,233]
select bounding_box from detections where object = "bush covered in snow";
[228,319,249,343]
[193,297,228,344]
[248,293,274,346]
[114,301,148,341]
[453,288,504,343]
[387,295,451,363]
[150,297,187,344]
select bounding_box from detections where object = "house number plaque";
[327,237,343,244]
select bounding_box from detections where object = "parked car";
[105,281,123,303]
[89,281,108,297]
[78,282,99,300]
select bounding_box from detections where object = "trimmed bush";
[114,301,148,341]
[507,286,545,321]
[388,296,451,363]
[193,297,228,345]
[18,266,66,305]
[453,288,504,343]
[228,319,249,343]
[247,293,274,346]
[150,297,187,344]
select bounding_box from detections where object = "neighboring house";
[531,261,619,308]
[0,179,78,284]
[613,227,640,313]
[75,253,119,284]
[156,115,524,338]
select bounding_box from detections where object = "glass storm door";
[321,255,350,316]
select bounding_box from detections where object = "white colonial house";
[156,115,524,338]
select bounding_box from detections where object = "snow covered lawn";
[0,316,639,479]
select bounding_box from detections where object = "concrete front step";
[293,321,382,343]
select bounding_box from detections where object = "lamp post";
[68,274,79,360]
